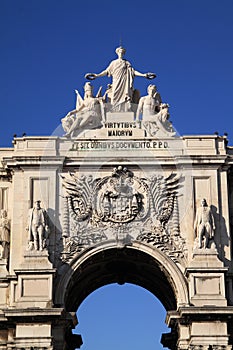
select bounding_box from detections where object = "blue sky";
[1,0,233,147]
[77,284,168,350]
[1,1,233,349]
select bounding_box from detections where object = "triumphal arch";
[0,47,233,349]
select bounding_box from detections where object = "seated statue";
[136,85,176,137]
[62,83,104,137]
[136,84,162,119]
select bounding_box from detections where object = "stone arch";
[55,240,189,312]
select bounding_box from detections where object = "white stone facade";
[0,128,233,349]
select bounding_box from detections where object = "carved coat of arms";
[94,167,146,224]
[61,166,186,264]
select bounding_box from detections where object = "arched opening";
[55,242,189,349]
[74,283,170,350]
[63,246,181,311]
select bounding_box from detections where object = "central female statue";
[86,46,156,111]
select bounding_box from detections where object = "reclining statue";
[62,83,104,137]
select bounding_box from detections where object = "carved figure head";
[201,198,208,207]
[34,200,41,209]
[1,209,7,218]
[147,84,157,95]
[84,82,93,92]
[115,46,126,58]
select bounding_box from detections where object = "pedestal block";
[186,248,228,307]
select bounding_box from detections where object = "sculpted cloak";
[106,58,135,106]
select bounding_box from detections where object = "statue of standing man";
[194,198,215,249]
[85,46,156,112]
[27,200,49,251]
[0,210,10,259]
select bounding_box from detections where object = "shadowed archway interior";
[64,247,177,312]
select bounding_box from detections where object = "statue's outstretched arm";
[134,70,147,78]
[135,70,156,79]
[94,69,108,78]
[85,69,108,80]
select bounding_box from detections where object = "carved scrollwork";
[61,173,94,221]
[136,222,187,264]
[62,230,108,263]
[148,173,182,227]
[61,166,186,264]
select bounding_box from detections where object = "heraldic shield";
[96,167,143,223]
